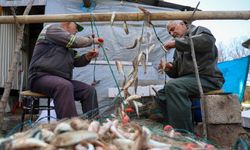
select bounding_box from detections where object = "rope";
[80,13,124,120]
[150,22,168,84]
[90,14,98,85]
[90,14,123,99]
[233,138,249,150]
[5,120,33,137]
[33,116,57,125]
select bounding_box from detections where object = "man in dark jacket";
[28,22,104,119]
[156,20,224,131]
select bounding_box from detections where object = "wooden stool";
[20,90,54,130]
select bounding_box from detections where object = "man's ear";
[181,21,188,29]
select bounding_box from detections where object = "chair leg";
[30,97,35,121]
[48,98,50,122]
[20,108,25,131]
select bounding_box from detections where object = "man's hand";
[164,40,175,50]
[158,59,173,73]
[93,37,104,44]
[85,49,99,61]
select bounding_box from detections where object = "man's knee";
[56,80,73,92]
[164,82,179,93]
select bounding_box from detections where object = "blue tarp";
[218,56,250,103]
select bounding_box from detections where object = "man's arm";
[74,49,99,67]
[175,26,216,52]
[45,25,101,48]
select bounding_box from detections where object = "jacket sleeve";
[175,26,216,53]
[46,25,93,48]
[73,52,91,67]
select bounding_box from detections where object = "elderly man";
[156,20,224,131]
[28,22,104,119]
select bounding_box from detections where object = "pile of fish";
[0,118,217,150]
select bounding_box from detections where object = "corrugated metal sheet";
[0,8,29,90]
[0,0,46,7]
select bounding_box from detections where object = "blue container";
[192,99,202,122]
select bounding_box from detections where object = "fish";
[128,55,139,78]
[140,52,147,74]
[87,143,95,150]
[98,121,112,135]
[113,139,134,150]
[70,117,89,130]
[138,6,151,27]
[40,129,55,143]
[139,36,145,44]
[148,43,155,54]
[110,11,116,26]
[122,77,135,91]
[148,139,172,148]
[131,124,148,150]
[115,61,127,88]
[147,32,153,43]
[124,94,141,105]
[11,138,49,149]
[50,130,98,148]
[133,76,138,93]
[75,144,88,150]
[54,122,73,134]
[161,44,169,53]
[115,60,125,76]
[88,120,100,133]
[110,120,126,139]
[133,101,143,117]
[123,21,129,35]
[158,58,167,74]
[126,39,138,49]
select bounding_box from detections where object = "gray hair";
[166,20,185,29]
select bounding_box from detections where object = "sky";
[164,0,250,44]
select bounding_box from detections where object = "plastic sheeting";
[218,56,250,103]
[45,0,175,62]
[44,0,176,111]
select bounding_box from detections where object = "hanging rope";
[90,13,99,86]
[150,22,168,84]
[80,13,125,119]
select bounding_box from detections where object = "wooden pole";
[0,0,34,129]
[0,11,249,24]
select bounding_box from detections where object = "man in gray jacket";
[156,20,224,131]
[28,22,104,119]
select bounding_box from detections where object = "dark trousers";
[155,75,220,132]
[31,75,98,119]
